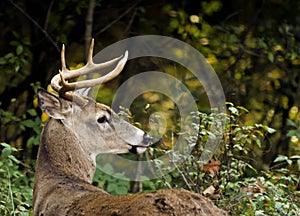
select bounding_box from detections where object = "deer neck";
[35,118,96,183]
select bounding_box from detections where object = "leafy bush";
[0,143,34,216]
[93,163,131,195]
[1,102,299,215]
[144,103,300,215]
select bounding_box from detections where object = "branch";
[9,0,59,52]
[124,8,137,34]
[94,0,141,36]
[44,0,54,31]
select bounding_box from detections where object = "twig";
[124,8,137,34]
[94,0,141,36]
[221,10,243,26]
[44,0,54,31]
[170,155,193,191]
[9,0,59,52]
[7,167,15,216]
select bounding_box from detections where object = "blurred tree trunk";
[85,0,95,61]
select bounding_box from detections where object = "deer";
[33,39,227,216]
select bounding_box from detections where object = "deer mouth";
[129,145,148,154]
[128,133,152,154]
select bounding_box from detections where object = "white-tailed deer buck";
[33,39,227,216]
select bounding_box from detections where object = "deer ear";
[37,88,72,120]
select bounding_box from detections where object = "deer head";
[37,39,151,160]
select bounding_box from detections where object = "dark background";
[1,0,299,171]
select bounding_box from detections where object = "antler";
[51,39,128,105]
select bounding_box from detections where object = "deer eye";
[97,116,107,124]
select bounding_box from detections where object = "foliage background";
[0,0,299,215]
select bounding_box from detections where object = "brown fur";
[33,118,227,215]
[34,41,227,215]
[33,90,227,215]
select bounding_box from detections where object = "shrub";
[0,143,34,216]
[145,103,300,215]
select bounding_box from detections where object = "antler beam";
[51,39,128,104]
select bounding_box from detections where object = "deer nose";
[143,133,152,146]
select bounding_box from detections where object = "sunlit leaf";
[273,155,288,163]
[268,52,274,62]
[228,106,239,115]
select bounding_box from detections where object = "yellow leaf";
[33,96,38,108]
[41,112,50,122]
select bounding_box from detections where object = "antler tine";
[51,44,68,94]
[62,50,128,89]
[58,50,128,97]
[50,39,129,105]
[61,44,67,71]
[87,38,94,64]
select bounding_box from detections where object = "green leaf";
[237,106,249,113]
[296,132,300,139]
[8,155,20,164]
[116,185,128,194]
[268,52,274,62]
[15,64,20,72]
[4,52,14,59]
[274,155,292,165]
[1,142,11,148]
[266,127,276,134]
[0,57,6,65]
[1,147,12,158]
[259,125,276,134]
[287,130,297,137]
[228,106,239,115]
[21,119,35,127]
[225,102,234,106]
[297,160,300,172]
[26,137,35,148]
[107,184,117,193]
[102,163,113,173]
[258,38,267,49]
[233,144,243,151]
[229,35,238,44]
[274,155,288,163]
[253,136,262,147]
[1,143,17,160]
[27,109,37,116]
[16,45,23,55]
[287,119,297,127]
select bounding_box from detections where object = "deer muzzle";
[129,133,152,154]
